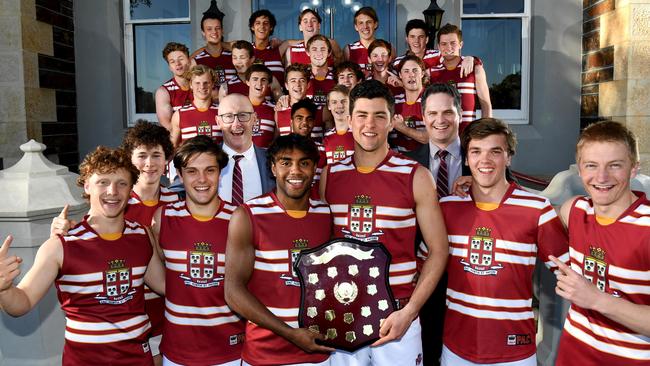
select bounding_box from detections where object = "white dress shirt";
[429,137,463,186]
[219,143,264,203]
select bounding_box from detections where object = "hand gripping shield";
[294,238,396,351]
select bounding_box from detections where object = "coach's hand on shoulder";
[372,306,416,347]
[288,327,336,354]
[50,205,76,237]
[0,235,22,293]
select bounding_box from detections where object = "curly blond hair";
[77,146,139,199]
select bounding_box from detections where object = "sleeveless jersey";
[556,194,650,365]
[440,184,569,364]
[429,57,482,127]
[158,200,245,365]
[253,43,285,85]
[242,192,332,365]
[224,74,249,96]
[390,91,425,153]
[346,40,371,74]
[124,186,179,338]
[162,77,193,111]
[306,70,336,107]
[192,48,236,88]
[392,49,441,71]
[55,219,153,366]
[288,41,335,66]
[324,151,419,299]
[276,106,325,142]
[252,101,277,148]
[323,128,354,165]
[178,102,221,144]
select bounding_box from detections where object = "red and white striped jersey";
[161,77,192,111]
[178,102,221,144]
[241,192,332,365]
[429,57,483,127]
[288,41,335,66]
[55,219,153,366]
[322,128,354,165]
[158,200,245,365]
[306,71,336,107]
[252,101,277,148]
[440,183,569,364]
[390,91,425,153]
[253,43,285,85]
[224,74,249,97]
[192,48,236,88]
[392,49,441,71]
[556,194,650,365]
[346,40,371,75]
[324,151,419,299]
[276,106,325,142]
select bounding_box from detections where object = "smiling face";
[348,97,392,153]
[299,12,321,39]
[423,92,460,147]
[307,39,330,68]
[285,70,308,101]
[271,148,316,200]
[201,18,223,46]
[216,94,256,153]
[337,69,360,89]
[290,107,315,137]
[399,59,424,92]
[247,71,270,100]
[131,145,166,186]
[466,134,511,191]
[327,91,349,123]
[369,46,390,73]
[166,50,190,78]
[85,169,133,219]
[354,14,378,42]
[179,152,221,207]
[232,48,254,74]
[190,72,214,101]
[438,33,463,59]
[578,141,638,211]
[252,15,272,41]
[406,28,428,56]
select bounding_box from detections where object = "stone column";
[0,140,87,366]
[599,0,650,173]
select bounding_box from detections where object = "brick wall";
[581,0,615,129]
[35,0,78,171]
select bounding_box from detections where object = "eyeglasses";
[218,112,254,124]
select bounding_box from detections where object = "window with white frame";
[123,0,191,125]
[461,0,530,124]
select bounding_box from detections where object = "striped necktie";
[232,155,244,206]
[436,150,449,199]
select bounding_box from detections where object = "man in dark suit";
[216,94,275,205]
[406,83,467,366]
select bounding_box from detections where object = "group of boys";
[0,3,648,366]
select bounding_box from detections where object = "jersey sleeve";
[536,199,570,272]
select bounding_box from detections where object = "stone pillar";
[599,0,650,173]
[0,140,87,366]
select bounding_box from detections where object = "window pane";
[461,18,521,110]
[134,23,192,114]
[130,0,189,20]
[463,0,524,14]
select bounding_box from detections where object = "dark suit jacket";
[254,145,276,194]
[405,142,470,179]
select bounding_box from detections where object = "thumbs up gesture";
[0,235,22,292]
[50,205,76,237]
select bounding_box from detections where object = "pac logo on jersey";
[180,242,224,288]
[583,246,608,292]
[333,145,346,161]
[460,226,504,276]
[96,259,137,304]
[197,121,212,136]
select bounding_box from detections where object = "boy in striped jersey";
[225,134,334,365]
[551,120,650,365]
[156,42,192,131]
[439,118,568,366]
[0,147,165,365]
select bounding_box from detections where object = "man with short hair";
[276,64,325,141]
[170,65,220,147]
[225,134,335,366]
[0,147,165,365]
[285,8,341,66]
[191,3,235,89]
[245,64,277,148]
[430,23,492,131]
[151,135,246,365]
[289,98,326,194]
[390,55,429,153]
[551,120,650,365]
[344,6,379,75]
[216,94,275,205]
[305,35,336,107]
[249,9,285,84]
[323,85,354,165]
[440,118,568,366]
[334,61,364,90]
[156,42,193,131]
[321,80,449,364]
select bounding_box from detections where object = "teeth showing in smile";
[433,125,449,130]
[362,132,377,137]
[593,184,613,190]
[478,168,494,173]
[195,186,210,191]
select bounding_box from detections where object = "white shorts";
[440,345,536,366]
[149,334,162,356]
[329,317,423,366]
[242,359,330,366]
[163,355,241,366]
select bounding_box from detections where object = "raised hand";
[549,255,603,310]
[0,235,22,292]
[50,205,75,237]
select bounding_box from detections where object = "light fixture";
[423,0,445,48]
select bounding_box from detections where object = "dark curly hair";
[173,135,228,174]
[121,120,174,160]
[349,79,395,116]
[267,133,320,172]
[77,146,139,200]
[249,9,277,36]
